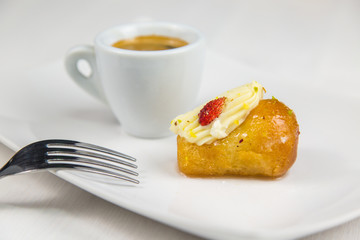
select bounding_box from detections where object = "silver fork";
[0,139,139,184]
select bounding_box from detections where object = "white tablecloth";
[0,0,359,239]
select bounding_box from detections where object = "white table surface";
[1,0,359,239]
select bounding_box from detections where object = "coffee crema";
[112,35,188,51]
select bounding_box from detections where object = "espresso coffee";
[112,35,188,51]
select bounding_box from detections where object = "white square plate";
[0,51,359,240]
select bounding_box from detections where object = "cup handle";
[64,45,107,103]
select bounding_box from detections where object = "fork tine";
[77,167,139,184]
[46,141,136,162]
[47,150,138,169]
[48,161,139,184]
[47,155,138,176]
[45,140,139,184]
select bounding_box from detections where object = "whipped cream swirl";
[170,81,264,145]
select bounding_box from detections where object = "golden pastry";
[170,81,299,178]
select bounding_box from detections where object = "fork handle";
[65,45,107,103]
[0,164,30,178]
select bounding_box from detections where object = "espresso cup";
[65,22,205,138]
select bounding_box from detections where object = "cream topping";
[170,81,264,145]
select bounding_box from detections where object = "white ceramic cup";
[65,22,205,138]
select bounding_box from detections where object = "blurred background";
[0,0,359,239]
[1,0,359,98]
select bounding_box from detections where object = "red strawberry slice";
[198,97,226,126]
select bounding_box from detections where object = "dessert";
[170,81,299,178]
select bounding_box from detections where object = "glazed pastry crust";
[177,99,300,178]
